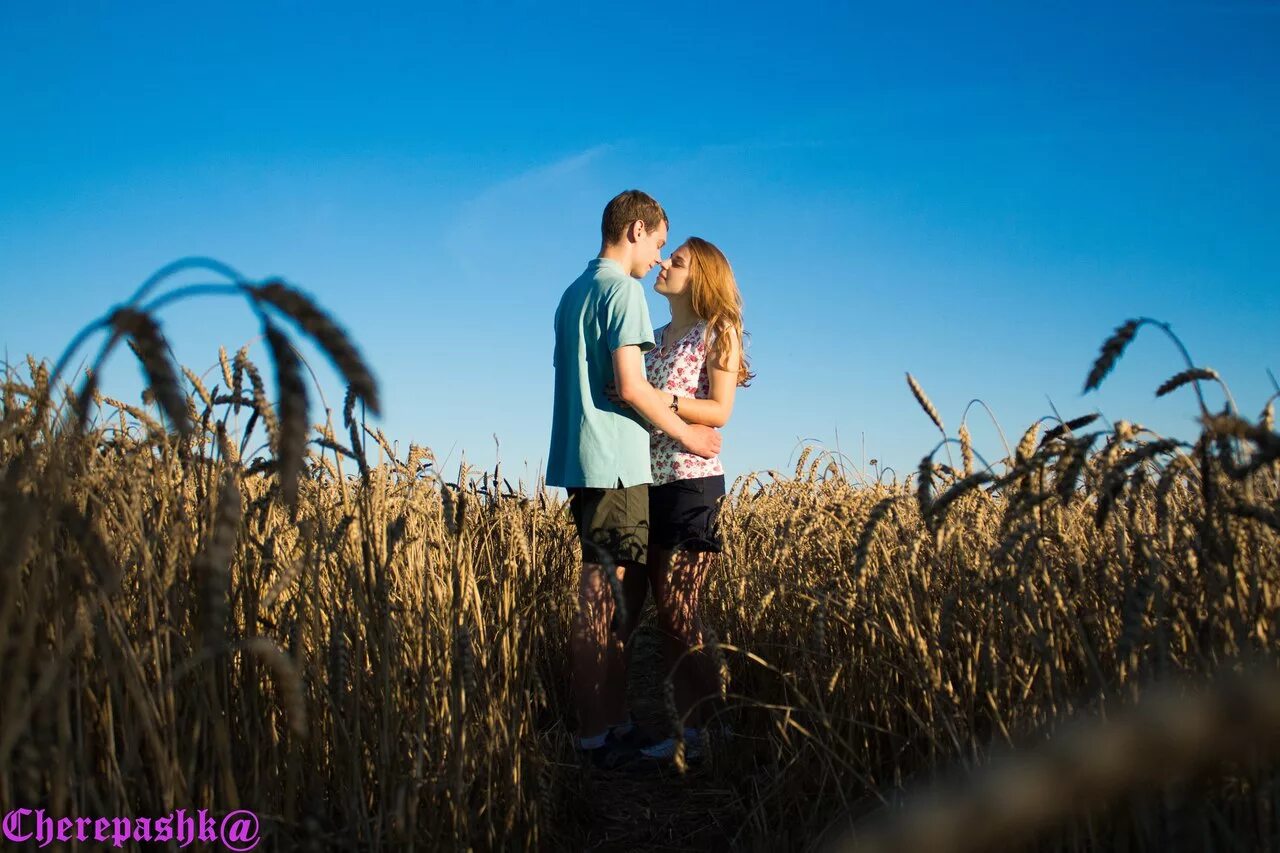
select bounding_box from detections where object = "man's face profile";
[630,220,668,278]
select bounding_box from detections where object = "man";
[547,189,721,768]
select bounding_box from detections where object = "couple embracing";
[547,189,753,769]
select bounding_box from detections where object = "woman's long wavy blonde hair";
[685,236,754,387]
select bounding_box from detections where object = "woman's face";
[655,244,693,299]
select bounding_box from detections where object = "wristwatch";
[669,394,679,413]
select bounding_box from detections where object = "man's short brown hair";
[601,189,668,245]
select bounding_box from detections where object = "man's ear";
[626,219,645,243]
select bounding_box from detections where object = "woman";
[616,236,753,762]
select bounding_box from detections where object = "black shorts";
[649,474,725,553]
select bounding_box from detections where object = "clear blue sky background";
[2,2,1277,489]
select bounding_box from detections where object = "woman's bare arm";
[620,327,740,428]
[612,345,722,458]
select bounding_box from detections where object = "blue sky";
[2,2,1277,488]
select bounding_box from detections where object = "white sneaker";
[639,728,704,761]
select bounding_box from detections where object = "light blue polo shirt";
[547,258,656,488]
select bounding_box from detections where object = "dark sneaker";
[607,721,658,750]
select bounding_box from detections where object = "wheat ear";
[1084,319,1140,393]
[906,373,945,434]
[263,323,308,512]
[249,280,381,415]
[109,308,191,435]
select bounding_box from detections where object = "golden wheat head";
[906,372,945,433]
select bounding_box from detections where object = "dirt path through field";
[571,607,748,851]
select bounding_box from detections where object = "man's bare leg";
[601,560,649,727]
[572,560,649,740]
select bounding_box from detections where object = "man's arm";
[624,329,742,428]
[612,345,721,459]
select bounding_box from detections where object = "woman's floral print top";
[644,320,724,486]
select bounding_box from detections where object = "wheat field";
[2,270,1278,851]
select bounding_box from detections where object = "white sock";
[576,732,607,750]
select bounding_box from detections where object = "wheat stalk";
[1084,319,1140,392]
[958,422,974,477]
[109,308,191,435]
[249,280,380,415]
[906,373,945,434]
[198,467,242,648]
[263,322,309,512]
[1155,367,1219,398]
